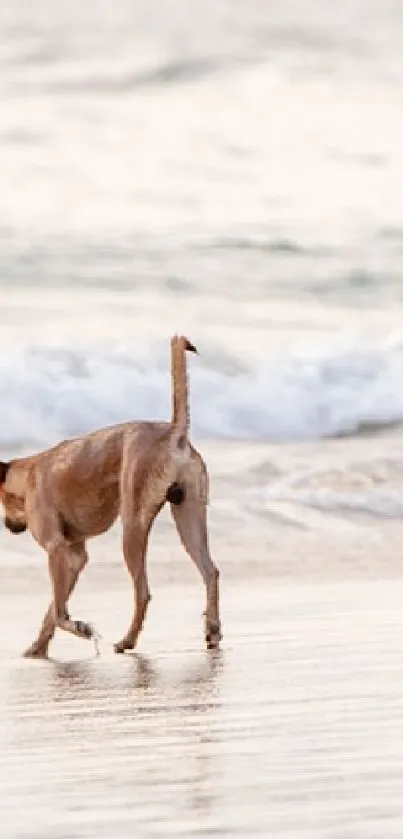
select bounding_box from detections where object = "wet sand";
[1,436,403,836]
[2,433,403,837]
[1,558,403,838]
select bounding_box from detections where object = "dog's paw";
[113,639,135,654]
[74,620,93,639]
[205,620,222,650]
[22,644,49,659]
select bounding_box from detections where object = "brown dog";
[0,335,221,658]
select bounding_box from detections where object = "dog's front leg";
[24,543,89,658]
[45,538,94,643]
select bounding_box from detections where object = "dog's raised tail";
[170,334,197,445]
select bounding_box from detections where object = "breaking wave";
[1,340,403,448]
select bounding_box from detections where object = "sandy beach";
[1,437,403,838]
[1,572,403,838]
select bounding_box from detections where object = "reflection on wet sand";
[1,580,403,838]
[1,638,225,836]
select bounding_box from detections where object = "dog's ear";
[0,462,10,485]
[184,338,198,354]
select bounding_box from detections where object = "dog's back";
[30,420,171,538]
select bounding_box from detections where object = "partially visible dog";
[0,336,221,657]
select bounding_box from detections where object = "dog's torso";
[25,420,175,541]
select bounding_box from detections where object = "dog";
[0,335,221,658]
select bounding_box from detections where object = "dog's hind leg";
[114,523,151,654]
[170,484,221,650]
[24,543,89,657]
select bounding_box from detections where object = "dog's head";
[0,461,27,534]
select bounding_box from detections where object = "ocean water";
[2,0,403,450]
[2,5,403,837]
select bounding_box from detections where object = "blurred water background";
[2,0,403,449]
